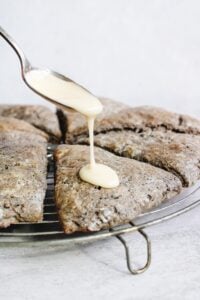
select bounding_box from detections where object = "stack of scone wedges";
[1,100,200,234]
[0,105,61,227]
[55,99,200,233]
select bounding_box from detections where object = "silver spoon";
[0,26,98,112]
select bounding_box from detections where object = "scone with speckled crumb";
[76,129,200,187]
[58,98,200,187]
[54,144,181,233]
[57,98,200,143]
[0,116,48,140]
[0,130,47,228]
[0,105,61,142]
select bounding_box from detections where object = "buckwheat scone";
[57,98,200,143]
[54,145,181,233]
[0,105,61,142]
[77,129,200,187]
[0,131,47,228]
[0,116,48,140]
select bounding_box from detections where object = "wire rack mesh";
[1,144,200,275]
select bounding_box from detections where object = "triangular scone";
[0,105,61,142]
[54,145,181,233]
[77,129,200,187]
[57,98,200,143]
[0,131,47,228]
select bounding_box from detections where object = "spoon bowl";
[0,26,102,116]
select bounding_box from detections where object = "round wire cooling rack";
[1,144,200,275]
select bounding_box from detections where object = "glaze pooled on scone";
[54,145,182,233]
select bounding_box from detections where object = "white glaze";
[26,70,119,188]
[79,163,119,188]
[26,70,103,116]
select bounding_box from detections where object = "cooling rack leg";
[116,224,151,275]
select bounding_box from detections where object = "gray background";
[1,0,200,116]
[1,1,200,300]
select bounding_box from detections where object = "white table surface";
[1,1,200,299]
[0,205,200,300]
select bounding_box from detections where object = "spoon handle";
[0,26,30,75]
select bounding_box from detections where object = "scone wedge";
[0,105,61,142]
[58,98,200,188]
[77,129,200,187]
[0,131,47,228]
[57,98,200,143]
[55,145,182,233]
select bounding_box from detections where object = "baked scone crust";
[54,145,181,233]
[0,105,61,142]
[0,116,48,140]
[77,129,200,187]
[58,98,200,188]
[0,130,47,228]
[57,98,200,143]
